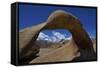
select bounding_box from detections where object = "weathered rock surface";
[30,39,79,63]
[19,10,96,64]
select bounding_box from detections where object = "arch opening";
[19,10,96,64]
[36,29,72,48]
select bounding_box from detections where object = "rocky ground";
[29,39,96,64]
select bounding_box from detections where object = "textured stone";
[19,10,96,63]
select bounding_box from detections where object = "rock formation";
[19,10,96,64]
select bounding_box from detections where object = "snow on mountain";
[37,32,52,42]
[66,36,72,40]
[37,31,95,44]
[37,31,71,43]
[52,31,66,42]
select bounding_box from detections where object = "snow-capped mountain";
[36,31,96,48]
[37,31,72,43]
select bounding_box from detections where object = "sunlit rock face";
[19,10,96,64]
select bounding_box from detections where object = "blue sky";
[19,4,97,39]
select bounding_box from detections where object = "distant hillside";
[35,37,96,49]
[90,37,96,52]
[35,39,70,48]
[91,37,96,43]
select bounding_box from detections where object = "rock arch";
[19,10,96,63]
